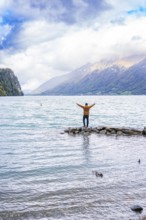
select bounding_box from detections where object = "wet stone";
[100,129,106,134]
[143,127,146,135]
[117,131,123,135]
[131,205,143,213]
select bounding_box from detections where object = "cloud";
[131,35,142,41]
[0,0,146,92]
[0,0,112,49]
[16,19,68,49]
[0,24,12,47]
[0,0,112,24]
[0,0,11,11]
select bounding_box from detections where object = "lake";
[0,96,146,220]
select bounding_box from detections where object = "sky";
[0,0,146,92]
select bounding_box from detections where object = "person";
[76,102,95,127]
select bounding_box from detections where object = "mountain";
[45,65,125,95]
[114,58,146,95]
[0,68,23,96]
[32,63,92,94]
[33,58,146,95]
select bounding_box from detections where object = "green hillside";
[0,68,23,96]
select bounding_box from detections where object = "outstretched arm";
[89,103,96,108]
[76,103,84,108]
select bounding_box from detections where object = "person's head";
[85,103,88,106]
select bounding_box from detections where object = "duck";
[138,159,141,164]
[92,170,103,178]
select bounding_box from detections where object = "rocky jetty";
[64,126,146,136]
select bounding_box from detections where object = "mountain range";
[33,58,146,95]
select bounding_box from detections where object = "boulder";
[106,127,113,132]
[99,129,106,134]
[110,129,116,134]
[122,128,142,135]
[91,128,99,133]
[117,131,123,135]
[106,131,112,135]
[143,127,146,135]
[131,205,143,213]
[96,126,106,131]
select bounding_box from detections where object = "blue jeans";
[83,115,89,127]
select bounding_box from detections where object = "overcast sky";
[0,0,146,92]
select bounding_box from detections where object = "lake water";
[0,96,146,220]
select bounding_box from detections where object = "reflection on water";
[82,135,90,164]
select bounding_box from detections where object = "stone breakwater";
[64,126,146,136]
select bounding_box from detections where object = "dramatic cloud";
[0,0,146,92]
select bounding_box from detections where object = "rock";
[70,128,76,134]
[123,130,134,135]
[96,126,106,131]
[100,129,106,134]
[110,129,116,134]
[91,128,99,133]
[114,127,123,132]
[106,131,111,135]
[64,126,145,137]
[122,128,142,135]
[82,127,88,132]
[78,127,82,132]
[131,205,143,213]
[106,128,113,132]
[95,129,100,133]
[117,131,123,135]
[143,127,146,135]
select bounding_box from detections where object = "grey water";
[0,96,146,220]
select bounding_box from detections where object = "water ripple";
[0,96,146,219]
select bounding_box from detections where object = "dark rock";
[131,205,143,213]
[97,126,106,131]
[99,129,106,134]
[78,127,82,132]
[122,128,142,135]
[143,127,146,135]
[106,127,113,132]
